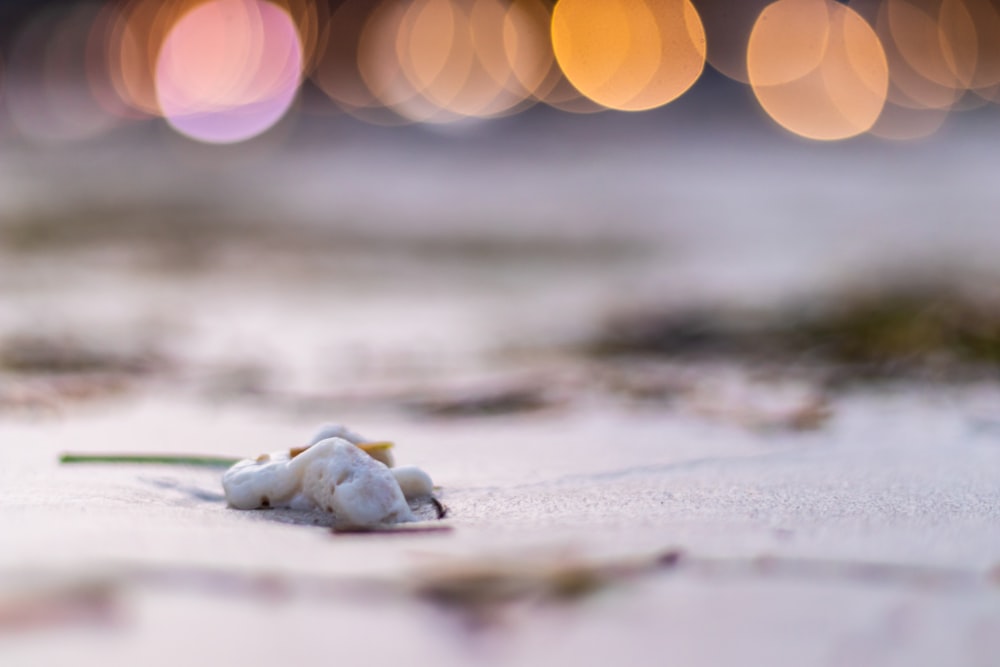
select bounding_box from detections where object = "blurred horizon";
[1,0,998,336]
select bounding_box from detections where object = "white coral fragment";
[310,423,395,467]
[222,427,433,529]
[391,466,434,499]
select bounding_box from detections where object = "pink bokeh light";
[155,0,302,143]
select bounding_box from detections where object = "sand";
[2,109,1000,667]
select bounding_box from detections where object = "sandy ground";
[2,106,1000,666]
[2,377,999,666]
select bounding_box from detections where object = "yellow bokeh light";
[552,0,658,107]
[501,0,605,113]
[748,0,888,141]
[628,0,706,110]
[551,0,705,112]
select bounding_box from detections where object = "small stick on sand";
[59,453,240,468]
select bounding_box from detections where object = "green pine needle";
[59,453,240,468]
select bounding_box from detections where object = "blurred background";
[0,0,999,402]
[0,0,996,142]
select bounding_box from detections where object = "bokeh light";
[871,0,964,110]
[957,0,1000,100]
[748,0,889,141]
[886,0,975,91]
[348,0,554,125]
[313,0,389,121]
[536,75,607,113]
[869,0,1000,107]
[869,99,951,140]
[851,0,962,138]
[106,0,197,116]
[503,0,557,101]
[273,0,327,75]
[695,0,773,82]
[6,3,122,144]
[357,0,441,123]
[154,0,303,143]
[396,0,524,119]
[0,0,995,143]
[551,0,706,111]
[86,2,147,120]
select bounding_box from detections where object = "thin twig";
[59,453,240,468]
[332,523,454,535]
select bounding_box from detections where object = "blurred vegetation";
[587,283,1000,377]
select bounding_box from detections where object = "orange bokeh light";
[695,0,774,83]
[312,0,396,123]
[106,0,201,116]
[748,0,888,141]
[551,0,706,111]
[354,0,542,124]
[503,0,556,100]
[1,0,992,141]
[886,0,973,90]
[358,0,441,122]
[872,0,1000,105]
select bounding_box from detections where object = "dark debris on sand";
[584,281,1000,381]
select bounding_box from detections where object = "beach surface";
[2,108,1000,666]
